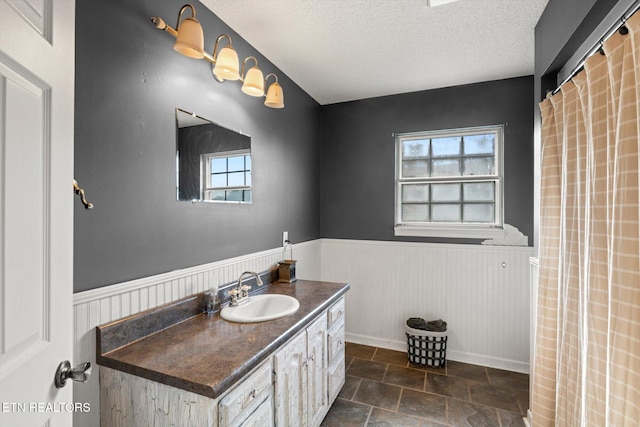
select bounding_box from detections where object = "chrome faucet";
[228,271,263,306]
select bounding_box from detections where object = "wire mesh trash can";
[405,324,448,367]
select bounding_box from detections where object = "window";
[395,125,504,238]
[201,150,252,203]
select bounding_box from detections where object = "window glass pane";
[228,172,244,186]
[211,174,227,187]
[211,158,227,173]
[245,155,251,169]
[463,182,494,202]
[402,204,429,222]
[402,139,429,159]
[431,204,461,222]
[431,183,460,202]
[402,159,429,177]
[244,190,252,202]
[227,190,243,201]
[432,158,461,176]
[432,137,461,157]
[402,184,429,202]
[463,134,495,155]
[463,203,494,222]
[227,156,245,171]
[209,190,226,201]
[246,171,252,186]
[463,157,495,175]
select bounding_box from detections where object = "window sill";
[394,225,505,239]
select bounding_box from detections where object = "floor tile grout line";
[370,346,378,360]
[362,404,373,426]
[395,386,404,413]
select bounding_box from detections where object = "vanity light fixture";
[264,74,284,109]
[150,4,284,109]
[211,34,240,81]
[173,4,204,58]
[241,57,265,97]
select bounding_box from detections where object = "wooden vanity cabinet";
[99,296,346,427]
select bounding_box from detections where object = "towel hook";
[73,179,93,209]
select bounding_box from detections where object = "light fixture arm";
[241,56,259,81]
[265,73,279,87]
[211,34,234,62]
[175,4,197,31]
[150,16,177,37]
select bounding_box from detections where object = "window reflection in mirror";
[176,108,252,203]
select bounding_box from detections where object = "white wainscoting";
[72,241,320,427]
[319,239,534,373]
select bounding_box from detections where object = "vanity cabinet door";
[274,332,307,426]
[306,314,328,427]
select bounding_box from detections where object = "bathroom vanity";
[96,280,348,427]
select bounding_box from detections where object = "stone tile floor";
[321,343,529,427]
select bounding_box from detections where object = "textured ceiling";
[200,0,549,105]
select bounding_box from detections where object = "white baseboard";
[345,332,530,373]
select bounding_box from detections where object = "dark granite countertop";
[96,280,349,399]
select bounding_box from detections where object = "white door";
[0,0,76,426]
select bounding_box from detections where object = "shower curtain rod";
[551,0,640,95]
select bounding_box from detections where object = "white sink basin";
[220,294,300,323]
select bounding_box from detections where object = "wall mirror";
[176,108,252,203]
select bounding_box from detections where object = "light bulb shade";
[213,47,240,81]
[264,82,284,109]
[173,17,204,58]
[242,66,265,97]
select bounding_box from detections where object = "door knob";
[54,360,92,388]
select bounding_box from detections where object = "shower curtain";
[533,11,639,426]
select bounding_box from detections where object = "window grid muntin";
[395,125,503,231]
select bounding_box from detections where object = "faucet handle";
[240,285,251,292]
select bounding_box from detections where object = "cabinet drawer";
[219,361,273,427]
[327,321,345,364]
[328,355,345,403]
[239,395,273,427]
[327,297,345,329]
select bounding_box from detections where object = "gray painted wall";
[74,0,538,292]
[319,76,534,245]
[74,0,321,292]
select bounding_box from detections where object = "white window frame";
[394,125,505,239]
[201,149,252,203]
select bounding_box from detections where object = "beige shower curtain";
[533,11,640,426]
